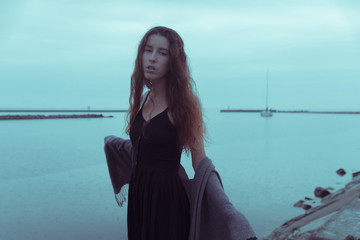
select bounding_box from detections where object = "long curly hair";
[125,26,205,153]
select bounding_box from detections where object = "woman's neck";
[150,78,167,99]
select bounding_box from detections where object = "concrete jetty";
[0,114,113,120]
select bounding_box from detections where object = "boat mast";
[266,68,269,110]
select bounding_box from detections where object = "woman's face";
[142,34,170,82]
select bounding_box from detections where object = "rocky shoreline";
[0,114,113,120]
[263,169,360,240]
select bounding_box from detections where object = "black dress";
[128,99,190,240]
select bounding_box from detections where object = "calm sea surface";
[0,110,359,239]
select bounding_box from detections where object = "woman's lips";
[146,66,156,73]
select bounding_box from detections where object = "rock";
[353,171,360,178]
[336,168,346,176]
[301,204,312,210]
[294,200,312,210]
[314,187,331,198]
[294,200,304,207]
[345,235,356,240]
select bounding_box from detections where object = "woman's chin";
[144,73,156,80]
[144,72,167,82]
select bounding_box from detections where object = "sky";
[1,0,359,111]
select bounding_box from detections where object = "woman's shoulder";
[140,91,150,107]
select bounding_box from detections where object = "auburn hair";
[125,26,205,153]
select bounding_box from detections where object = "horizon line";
[0,110,127,113]
[1,108,360,114]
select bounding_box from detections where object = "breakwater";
[0,114,113,120]
[0,110,126,113]
[220,109,360,114]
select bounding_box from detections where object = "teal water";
[0,110,359,239]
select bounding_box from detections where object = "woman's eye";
[144,47,152,52]
[160,52,168,56]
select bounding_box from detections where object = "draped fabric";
[104,137,257,240]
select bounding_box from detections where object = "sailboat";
[261,69,273,117]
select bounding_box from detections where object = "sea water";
[0,110,359,239]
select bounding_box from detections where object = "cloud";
[0,0,359,109]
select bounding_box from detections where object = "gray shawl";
[104,135,257,240]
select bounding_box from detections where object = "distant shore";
[1,109,359,115]
[0,110,127,113]
[220,109,360,114]
[0,114,113,120]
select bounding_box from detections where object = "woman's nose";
[149,51,157,61]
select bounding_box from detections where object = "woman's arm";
[191,138,206,171]
[167,105,206,171]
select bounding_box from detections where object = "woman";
[125,26,206,240]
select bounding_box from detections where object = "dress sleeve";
[104,135,134,206]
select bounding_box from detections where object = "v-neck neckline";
[141,107,168,123]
